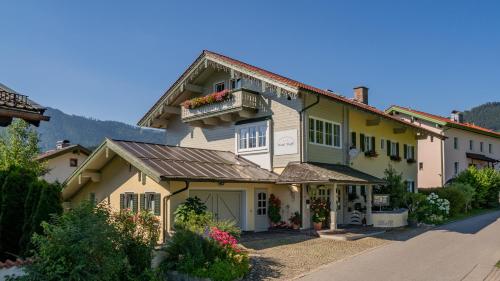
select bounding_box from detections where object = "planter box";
[372,209,408,228]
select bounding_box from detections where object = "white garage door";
[189,190,243,228]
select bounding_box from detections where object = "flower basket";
[181,89,231,109]
[364,150,378,158]
[390,155,402,162]
[313,222,323,231]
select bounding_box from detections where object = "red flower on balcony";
[181,89,231,109]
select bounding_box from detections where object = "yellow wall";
[349,108,418,185]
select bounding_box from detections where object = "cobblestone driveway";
[240,227,430,281]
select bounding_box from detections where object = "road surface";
[297,210,500,281]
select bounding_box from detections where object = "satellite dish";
[349,148,359,158]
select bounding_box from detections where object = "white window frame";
[213,81,225,92]
[406,180,415,193]
[363,135,373,152]
[308,116,342,149]
[390,141,398,157]
[406,145,415,160]
[145,192,156,212]
[236,121,269,153]
[125,193,134,210]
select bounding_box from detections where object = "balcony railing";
[0,91,29,107]
[181,89,260,123]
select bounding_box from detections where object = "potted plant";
[289,211,301,230]
[310,198,328,231]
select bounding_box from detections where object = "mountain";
[463,102,500,132]
[35,107,165,152]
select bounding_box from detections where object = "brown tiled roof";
[466,152,499,163]
[388,105,500,138]
[112,140,278,182]
[138,50,442,138]
[0,82,50,126]
[277,162,385,184]
[36,144,91,161]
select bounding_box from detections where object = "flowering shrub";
[268,194,282,224]
[310,198,328,223]
[422,193,450,224]
[209,227,238,250]
[181,89,231,109]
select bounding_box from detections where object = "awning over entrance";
[276,162,386,185]
[466,152,499,163]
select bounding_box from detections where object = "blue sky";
[1,1,499,125]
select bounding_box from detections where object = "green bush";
[378,165,407,208]
[174,197,207,223]
[268,194,281,224]
[17,203,162,281]
[454,166,500,208]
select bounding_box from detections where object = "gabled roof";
[63,139,278,200]
[36,144,91,161]
[386,105,500,139]
[0,82,50,126]
[277,162,386,185]
[137,51,442,138]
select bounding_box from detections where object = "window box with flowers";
[181,89,231,110]
[364,150,378,158]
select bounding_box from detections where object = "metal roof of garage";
[277,162,386,185]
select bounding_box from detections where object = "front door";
[254,189,269,232]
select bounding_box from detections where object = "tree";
[0,119,45,175]
[379,165,407,208]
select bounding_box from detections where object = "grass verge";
[441,207,499,225]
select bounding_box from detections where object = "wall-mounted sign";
[274,129,298,156]
[373,194,390,207]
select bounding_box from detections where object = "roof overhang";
[466,153,499,163]
[277,162,386,185]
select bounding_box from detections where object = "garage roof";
[277,162,386,185]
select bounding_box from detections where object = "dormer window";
[214,81,225,92]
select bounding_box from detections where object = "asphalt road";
[297,210,500,281]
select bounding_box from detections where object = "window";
[69,158,78,167]
[257,192,267,215]
[390,141,398,157]
[480,142,484,152]
[145,193,156,212]
[489,144,493,154]
[124,193,135,210]
[469,140,473,151]
[419,162,424,170]
[406,181,415,193]
[214,81,225,92]
[230,78,241,90]
[430,136,434,142]
[454,137,458,150]
[361,134,373,152]
[237,122,268,152]
[404,144,415,160]
[381,139,385,150]
[454,162,459,175]
[308,117,341,148]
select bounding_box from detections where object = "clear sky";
[1,1,499,125]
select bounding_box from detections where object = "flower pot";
[313,222,322,231]
[292,223,300,230]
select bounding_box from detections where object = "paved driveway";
[297,210,500,281]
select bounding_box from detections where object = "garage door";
[189,190,243,228]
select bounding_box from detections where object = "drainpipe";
[164,181,189,240]
[298,91,320,228]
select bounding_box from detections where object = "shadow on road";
[437,211,500,235]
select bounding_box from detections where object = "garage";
[189,190,244,228]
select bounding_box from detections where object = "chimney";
[56,140,71,150]
[450,110,464,123]
[353,86,369,105]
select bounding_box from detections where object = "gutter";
[164,181,190,241]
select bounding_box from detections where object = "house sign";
[274,129,298,156]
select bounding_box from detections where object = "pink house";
[386,106,500,188]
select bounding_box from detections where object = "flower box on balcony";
[406,158,416,164]
[181,89,231,109]
[390,155,402,162]
[364,150,378,158]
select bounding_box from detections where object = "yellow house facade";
[63,51,441,240]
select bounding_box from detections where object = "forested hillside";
[463,102,500,131]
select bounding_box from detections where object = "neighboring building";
[0,82,50,126]
[386,106,500,188]
[63,50,441,241]
[37,140,91,183]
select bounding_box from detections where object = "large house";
[62,51,441,241]
[386,106,500,187]
[37,140,91,184]
[0,82,49,127]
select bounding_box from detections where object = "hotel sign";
[274,129,298,156]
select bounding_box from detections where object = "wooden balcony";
[181,89,260,125]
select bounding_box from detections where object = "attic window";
[69,158,78,167]
[214,81,225,92]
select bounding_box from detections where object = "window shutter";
[387,140,391,156]
[351,132,356,148]
[120,193,125,210]
[404,144,408,159]
[154,193,161,216]
[133,193,138,213]
[411,146,415,159]
[360,134,365,152]
[371,137,376,152]
[140,194,145,211]
[396,142,400,157]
